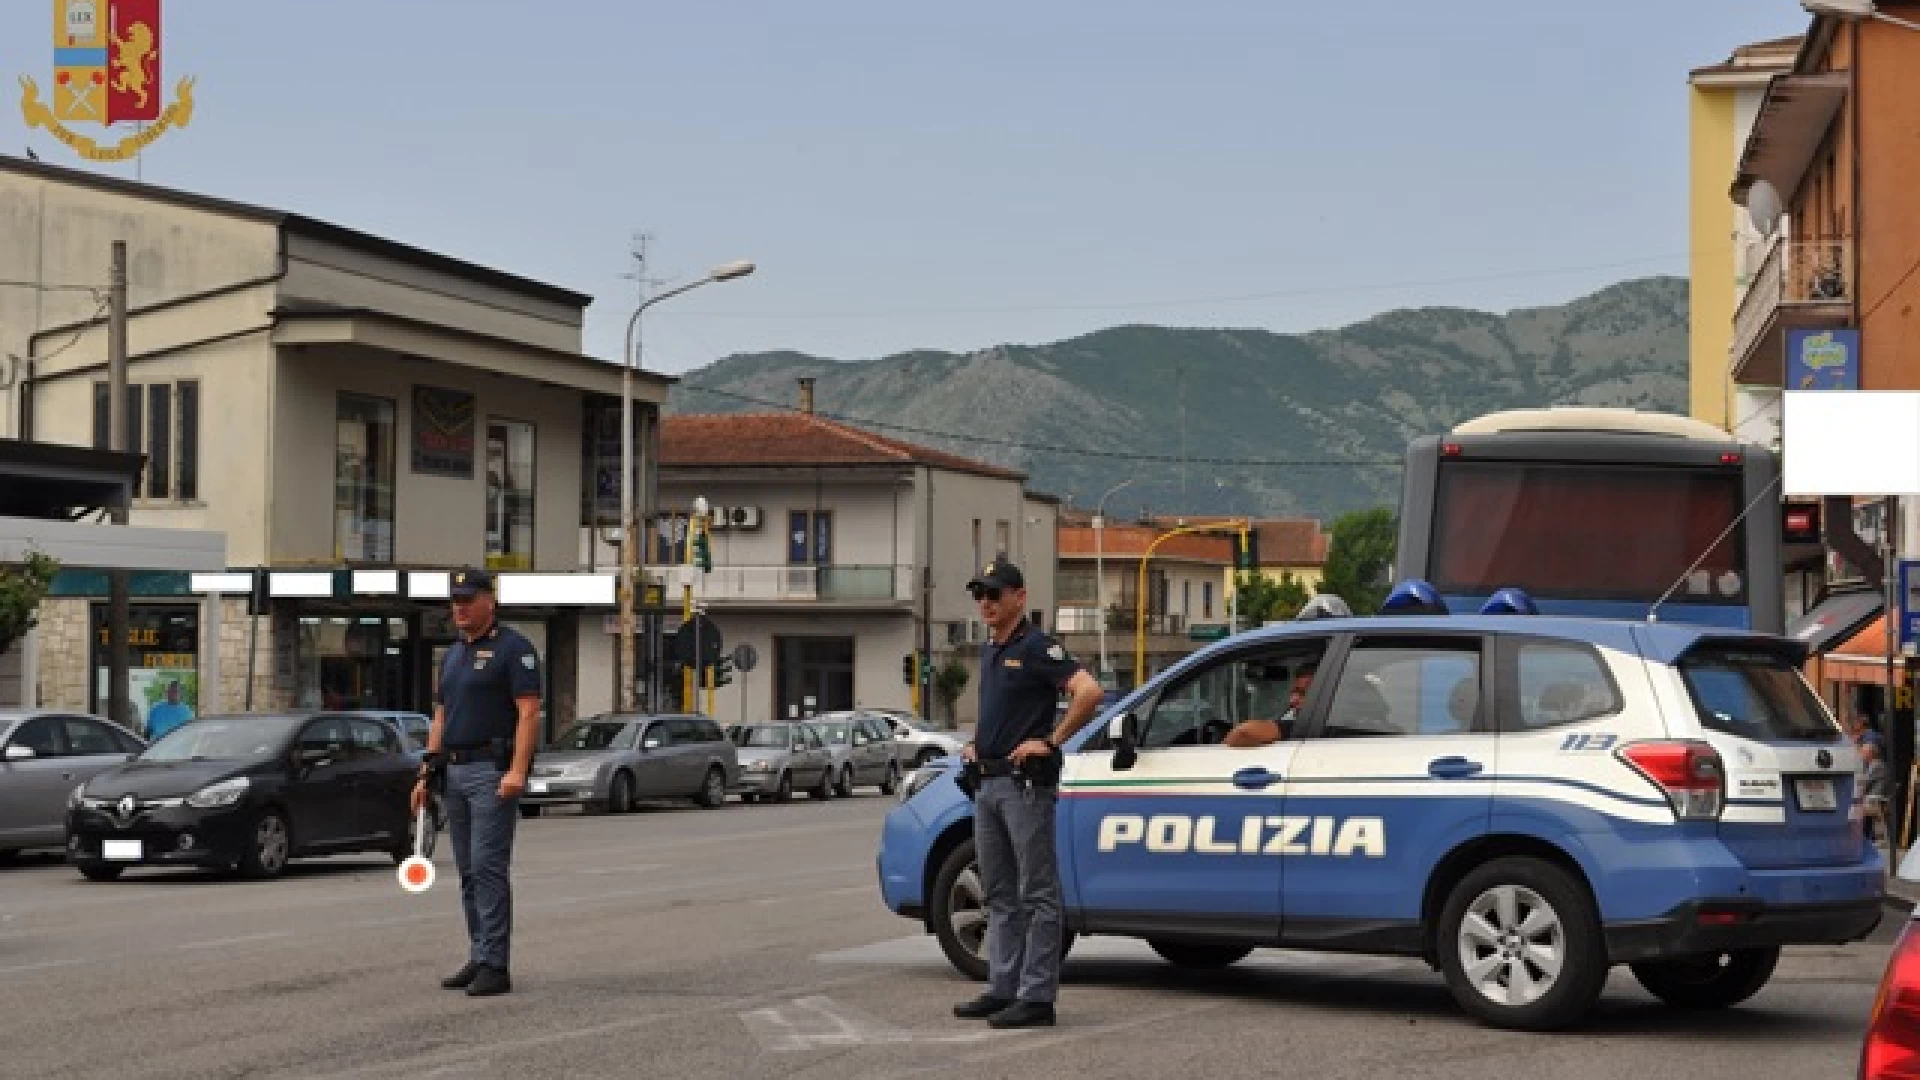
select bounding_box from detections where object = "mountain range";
[665,275,1689,521]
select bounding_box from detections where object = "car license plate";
[528,780,547,794]
[1795,777,1838,812]
[103,839,142,861]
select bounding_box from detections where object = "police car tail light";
[1863,922,1920,1079]
[1615,740,1724,821]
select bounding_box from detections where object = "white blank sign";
[1783,391,1920,495]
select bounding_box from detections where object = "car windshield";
[818,722,850,743]
[1679,647,1842,743]
[141,716,301,762]
[738,726,792,748]
[554,722,631,751]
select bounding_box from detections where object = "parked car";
[1,710,144,860]
[811,712,904,796]
[728,722,836,803]
[522,713,736,816]
[342,709,441,856]
[865,709,965,769]
[67,711,421,880]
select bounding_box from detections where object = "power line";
[673,383,1404,470]
[0,278,107,296]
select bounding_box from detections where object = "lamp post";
[618,259,754,713]
[1134,519,1249,686]
[1092,479,1136,686]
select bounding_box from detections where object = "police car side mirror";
[5,743,35,761]
[1109,713,1140,772]
[642,738,660,752]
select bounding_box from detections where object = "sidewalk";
[1884,843,1919,909]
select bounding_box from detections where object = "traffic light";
[693,525,712,573]
[1783,500,1822,545]
[713,654,734,688]
[902,653,915,685]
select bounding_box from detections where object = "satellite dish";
[1747,179,1783,237]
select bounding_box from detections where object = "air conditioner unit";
[708,506,730,531]
[730,506,762,530]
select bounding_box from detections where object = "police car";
[876,584,1884,1031]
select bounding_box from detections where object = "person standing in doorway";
[954,558,1105,1029]
[412,567,543,997]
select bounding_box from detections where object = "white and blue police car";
[876,584,1884,1031]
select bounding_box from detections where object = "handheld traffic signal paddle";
[396,803,436,894]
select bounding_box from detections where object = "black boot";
[953,993,1013,1019]
[989,1000,1056,1029]
[440,962,481,989]
[465,965,512,997]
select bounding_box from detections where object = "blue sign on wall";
[1901,559,1920,650]
[1787,327,1860,390]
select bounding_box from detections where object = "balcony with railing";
[1731,232,1853,386]
[672,564,914,607]
[1054,605,1185,636]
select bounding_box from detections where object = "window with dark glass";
[335,393,396,562]
[485,418,536,570]
[177,381,199,501]
[146,383,171,499]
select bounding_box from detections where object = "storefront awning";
[0,514,225,573]
[1789,587,1884,656]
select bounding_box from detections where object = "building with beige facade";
[651,388,1058,730]
[0,155,670,739]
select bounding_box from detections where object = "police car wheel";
[1437,857,1607,1031]
[1149,939,1254,969]
[1629,947,1779,1010]
[931,839,1074,982]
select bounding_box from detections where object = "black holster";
[956,761,980,801]
[1020,749,1062,788]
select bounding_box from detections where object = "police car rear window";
[1678,647,1841,743]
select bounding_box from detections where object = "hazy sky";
[1,1,1807,374]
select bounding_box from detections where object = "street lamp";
[1133,519,1248,690]
[1801,0,1920,31]
[618,259,755,713]
[1092,478,1136,685]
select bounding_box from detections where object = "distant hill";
[668,275,1689,520]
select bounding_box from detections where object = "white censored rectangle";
[352,570,400,595]
[1784,391,1920,495]
[497,573,616,606]
[408,572,450,599]
[269,572,333,597]
[190,572,252,594]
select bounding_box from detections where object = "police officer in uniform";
[953,559,1106,1029]
[412,567,543,998]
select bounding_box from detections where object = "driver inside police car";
[1224,663,1315,748]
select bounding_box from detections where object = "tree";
[1321,507,1398,615]
[1232,570,1310,627]
[932,657,970,730]
[0,552,59,660]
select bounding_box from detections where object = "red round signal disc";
[397,856,435,893]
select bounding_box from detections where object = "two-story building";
[1054,520,1232,691]
[652,386,1057,729]
[0,154,671,739]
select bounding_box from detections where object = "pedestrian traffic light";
[693,526,712,573]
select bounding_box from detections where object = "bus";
[1395,407,1785,634]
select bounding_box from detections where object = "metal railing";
[1732,233,1852,365]
[1055,605,1185,636]
[677,564,912,604]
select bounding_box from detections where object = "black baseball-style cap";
[967,559,1025,594]
[450,566,494,599]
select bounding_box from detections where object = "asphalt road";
[0,790,1901,1080]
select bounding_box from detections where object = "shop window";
[89,604,199,739]
[485,418,536,571]
[335,393,396,562]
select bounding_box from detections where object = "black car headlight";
[185,777,250,809]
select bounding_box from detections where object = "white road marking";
[739,995,1002,1052]
[0,958,83,977]
[175,931,289,951]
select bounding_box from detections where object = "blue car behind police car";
[877,587,1884,1032]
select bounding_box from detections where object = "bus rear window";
[1429,461,1745,603]
[1677,648,1840,743]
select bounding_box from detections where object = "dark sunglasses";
[968,585,1003,603]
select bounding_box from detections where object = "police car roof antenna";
[1647,472,1782,625]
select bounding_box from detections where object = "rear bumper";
[1604,896,1883,964]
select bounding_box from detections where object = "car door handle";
[1428,756,1483,779]
[1231,767,1282,790]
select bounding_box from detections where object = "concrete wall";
[686,612,918,727]
[271,345,590,570]
[1857,19,1920,391]
[1690,84,1741,432]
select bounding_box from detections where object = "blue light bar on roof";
[1480,588,1539,615]
[1381,579,1448,616]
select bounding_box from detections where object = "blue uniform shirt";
[974,620,1083,760]
[438,622,542,747]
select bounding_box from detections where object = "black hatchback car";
[67,712,422,881]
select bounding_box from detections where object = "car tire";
[696,766,727,809]
[880,763,901,796]
[78,863,123,882]
[519,805,541,819]
[607,771,635,815]
[774,772,793,803]
[1436,857,1607,1032]
[1630,947,1780,1010]
[741,792,759,804]
[930,837,1075,983]
[835,766,854,798]
[811,767,834,801]
[1149,939,1255,969]
[237,809,292,880]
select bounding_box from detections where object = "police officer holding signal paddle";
[954,558,1106,1029]
[412,567,543,998]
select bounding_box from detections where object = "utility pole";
[106,242,130,733]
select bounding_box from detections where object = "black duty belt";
[974,759,1018,777]
[445,740,504,764]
